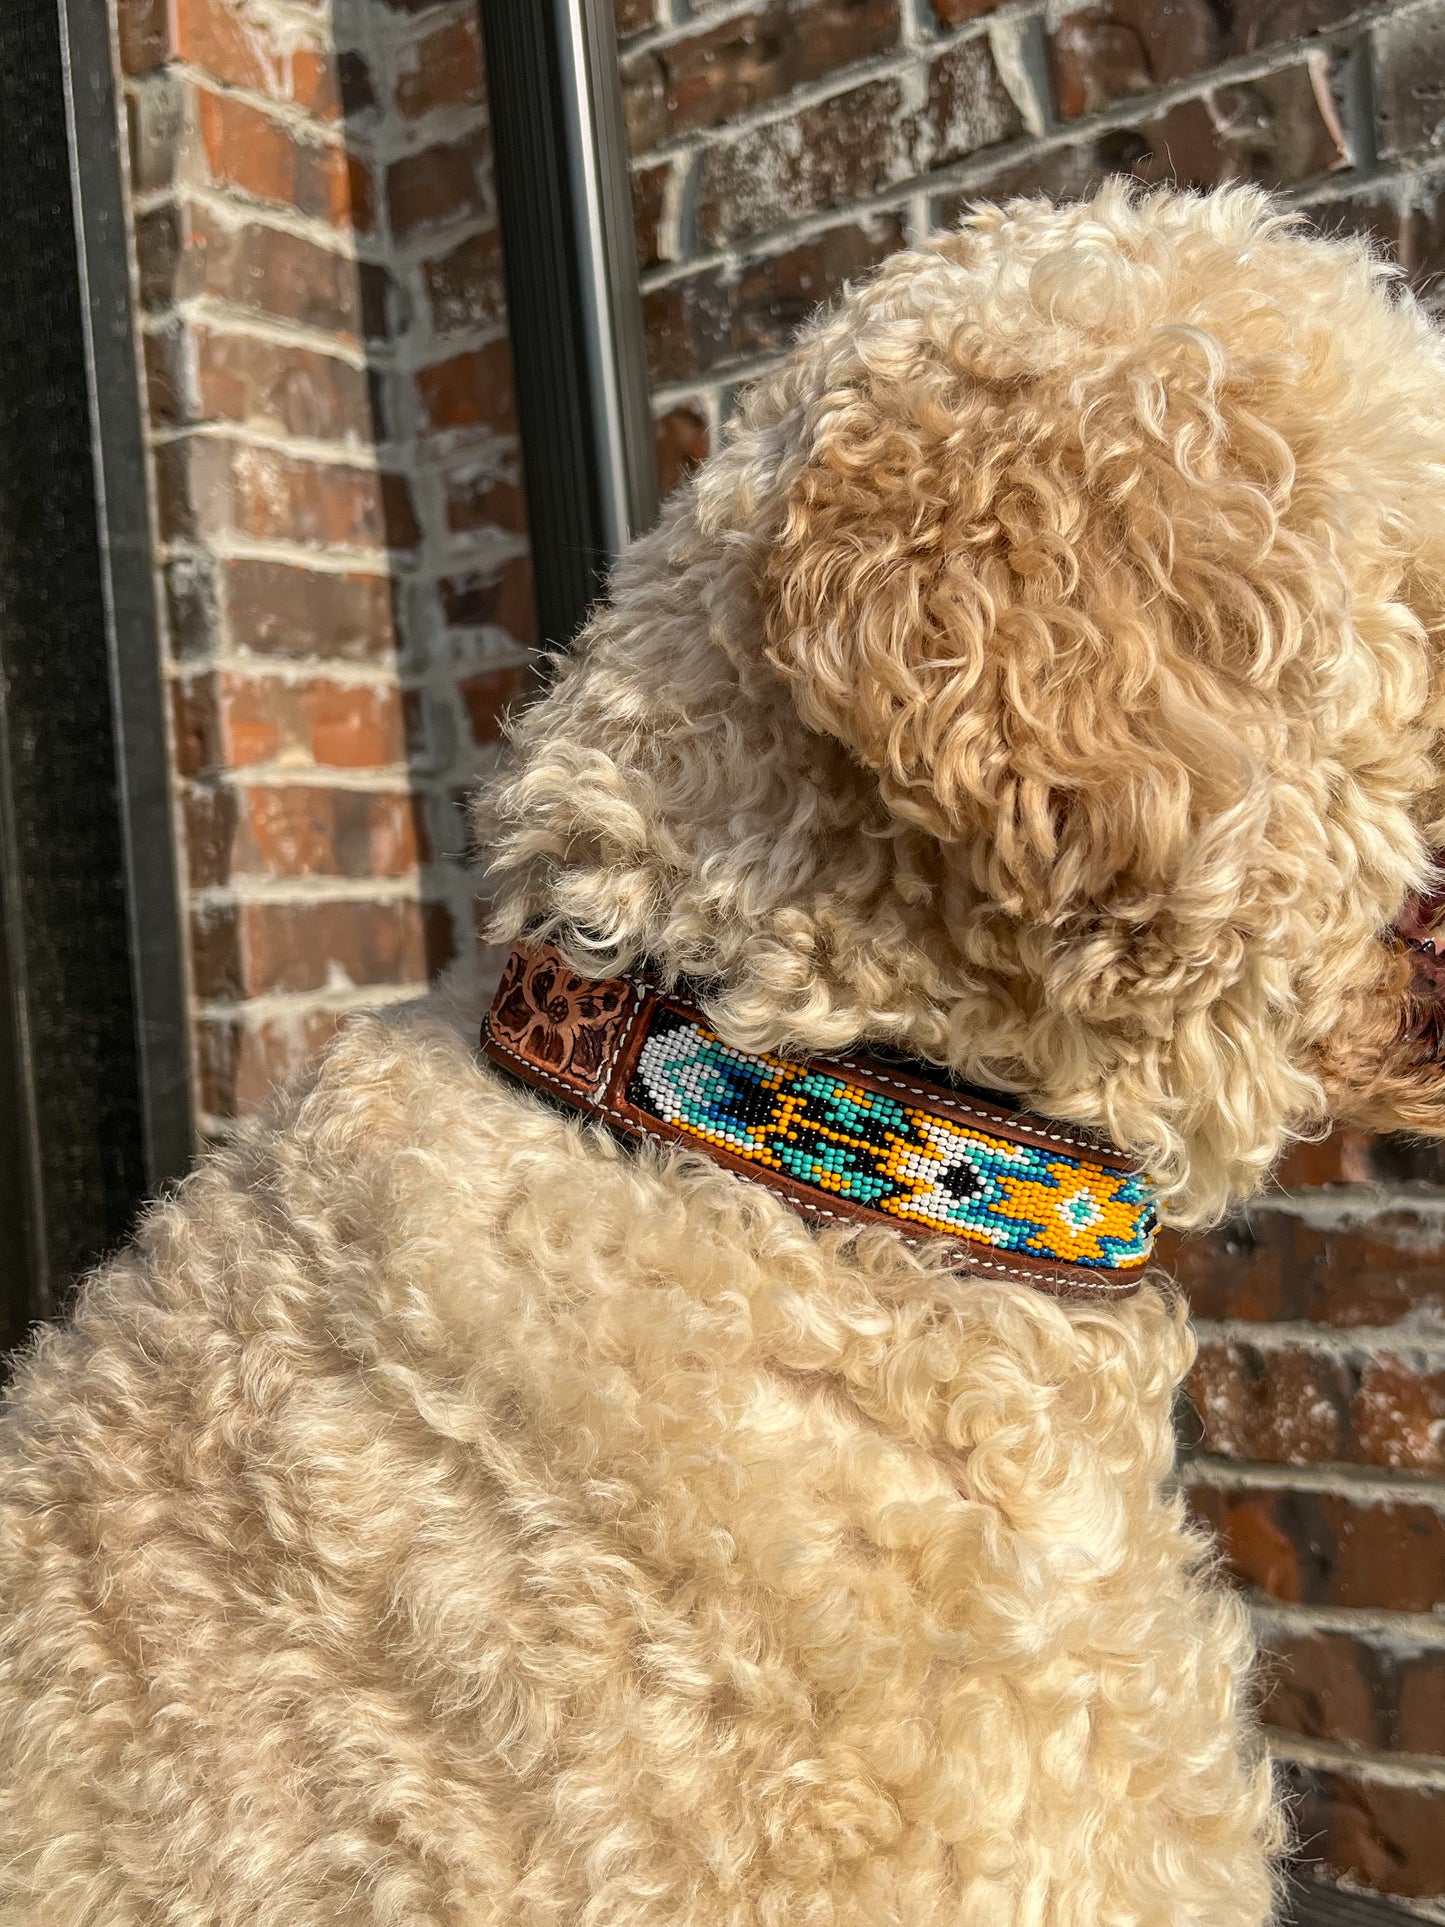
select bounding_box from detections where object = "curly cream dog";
[4,184,1445,1927]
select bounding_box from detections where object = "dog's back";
[0,993,1278,1927]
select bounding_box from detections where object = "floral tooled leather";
[488,942,636,1093]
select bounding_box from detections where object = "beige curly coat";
[4,185,1445,1927]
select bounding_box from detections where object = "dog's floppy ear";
[759,317,1378,976]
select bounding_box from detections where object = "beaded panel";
[627,1008,1157,1271]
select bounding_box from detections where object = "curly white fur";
[0,999,1277,1926]
[8,183,1445,1925]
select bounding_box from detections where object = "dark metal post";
[0,0,192,1347]
[476,0,658,649]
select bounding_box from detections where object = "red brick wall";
[117,0,530,1130]
[617,1,1445,1911]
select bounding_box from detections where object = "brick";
[1103,62,1349,192]
[1376,8,1445,160]
[926,37,1025,168]
[128,73,187,196]
[173,671,276,776]
[932,0,1002,20]
[172,671,405,776]
[191,899,435,998]
[223,561,398,663]
[1188,1483,1445,1613]
[1284,1765,1445,1902]
[644,216,904,383]
[615,0,657,34]
[620,2,899,151]
[198,1006,345,1116]
[155,438,418,552]
[415,341,516,436]
[1187,1343,1347,1467]
[1229,0,1365,53]
[301,681,405,768]
[339,50,377,119]
[461,663,531,744]
[142,325,185,425]
[439,555,535,641]
[182,783,238,891]
[1354,1358,1445,1475]
[1261,1629,1445,1755]
[118,0,167,75]
[1050,0,1360,109]
[395,14,487,120]
[1295,186,1412,269]
[288,42,344,122]
[197,89,363,229]
[656,403,709,497]
[169,0,268,93]
[697,78,909,249]
[422,228,508,336]
[136,201,373,340]
[387,129,493,242]
[202,784,423,882]
[168,0,340,119]
[189,326,373,443]
[1398,173,1445,298]
[633,162,670,272]
[1162,1208,1445,1328]
[443,455,527,535]
[165,556,221,659]
[933,143,1112,224]
[1188,1343,1445,1476]
[1052,0,1218,119]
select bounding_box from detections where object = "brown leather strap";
[482,941,1156,1300]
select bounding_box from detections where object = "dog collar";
[481,940,1156,1299]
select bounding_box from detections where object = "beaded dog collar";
[481,940,1157,1300]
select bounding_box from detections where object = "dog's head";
[482,184,1445,1226]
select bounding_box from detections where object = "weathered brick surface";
[644,217,905,383]
[191,897,441,998]
[633,162,670,272]
[196,88,364,228]
[1262,1628,1445,1755]
[185,784,424,887]
[173,671,407,777]
[619,3,900,151]
[197,1005,346,1116]
[386,128,493,241]
[220,561,398,663]
[394,13,486,120]
[927,37,1025,168]
[422,229,507,336]
[656,403,710,497]
[184,327,374,443]
[1162,1209,1445,1328]
[1283,1764,1445,1903]
[1050,0,1362,120]
[137,200,384,340]
[696,79,913,248]
[156,438,419,552]
[444,456,527,536]
[415,341,516,436]
[1187,1343,1445,1475]
[1187,1482,1445,1614]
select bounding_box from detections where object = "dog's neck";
[481,940,1158,1301]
